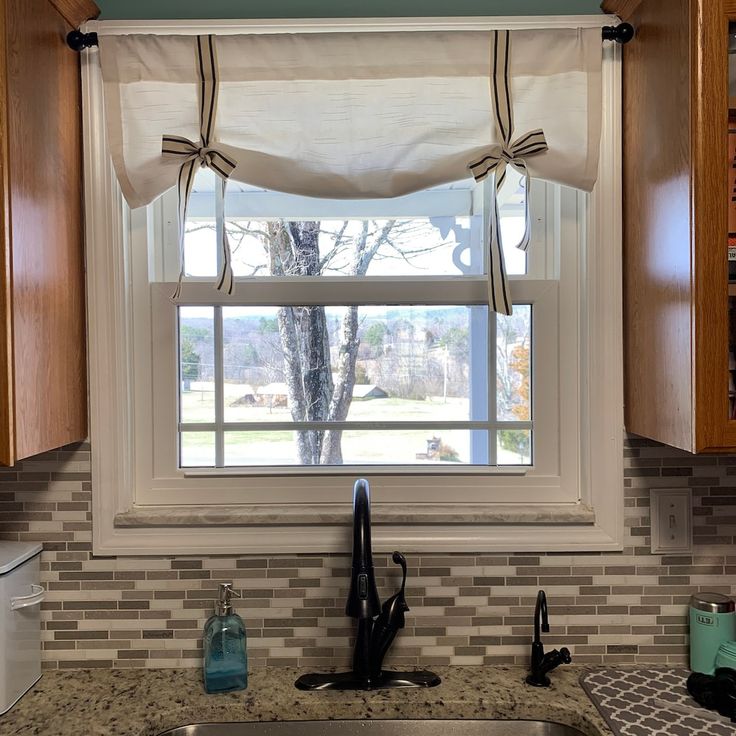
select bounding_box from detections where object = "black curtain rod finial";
[602,23,635,44]
[66,30,98,51]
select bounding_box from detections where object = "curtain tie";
[161,35,236,300]
[469,132,548,190]
[162,136,236,179]
[468,30,549,316]
[469,130,548,254]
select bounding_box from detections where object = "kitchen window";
[84,16,623,556]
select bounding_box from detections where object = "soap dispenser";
[203,582,248,693]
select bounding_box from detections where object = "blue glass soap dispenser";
[203,582,248,693]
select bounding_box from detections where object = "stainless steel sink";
[157,719,588,736]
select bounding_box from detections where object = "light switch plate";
[650,488,692,553]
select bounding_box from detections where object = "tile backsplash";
[0,436,734,671]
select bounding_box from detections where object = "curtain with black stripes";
[98,27,602,314]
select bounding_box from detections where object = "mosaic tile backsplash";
[0,436,734,671]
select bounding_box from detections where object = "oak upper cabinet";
[0,0,99,465]
[604,0,736,452]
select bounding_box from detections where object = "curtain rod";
[66,23,634,51]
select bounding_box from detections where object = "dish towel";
[581,668,735,736]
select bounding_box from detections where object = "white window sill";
[101,499,618,555]
[114,502,596,528]
[95,498,623,555]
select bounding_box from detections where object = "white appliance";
[0,541,44,714]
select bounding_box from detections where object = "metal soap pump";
[203,582,248,693]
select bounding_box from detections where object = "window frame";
[83,14,623,556]
[145,181,556,484]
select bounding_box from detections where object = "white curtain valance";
[98,28,602,313]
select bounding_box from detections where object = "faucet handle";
[375,553,410,632]
[392,552,407,596]
[367,552,410,679]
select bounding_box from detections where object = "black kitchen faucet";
[295,479,440,691]
[525,589,572,687]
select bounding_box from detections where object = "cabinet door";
[695,0,736,451]
[0,0,89,465]
[621,0,696,451]
[618,0,736,452]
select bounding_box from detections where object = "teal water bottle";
[689,593,736,674]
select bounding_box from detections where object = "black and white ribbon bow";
[162,35,237,299]
[469,30,548,316]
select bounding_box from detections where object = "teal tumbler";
[689,592,736,674]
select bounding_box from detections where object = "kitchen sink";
[157,720,588,736]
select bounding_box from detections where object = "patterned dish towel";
[580,668,736,735]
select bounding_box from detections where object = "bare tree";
[263,220,396,464]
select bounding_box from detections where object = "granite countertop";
[0,666,612,736]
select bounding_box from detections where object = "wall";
[94,0,605,20]
[0,436,733,670]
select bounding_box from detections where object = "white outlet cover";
[650,488,693,554]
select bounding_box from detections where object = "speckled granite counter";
[0,666,611,736]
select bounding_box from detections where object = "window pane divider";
[168,276,539,307]
[214,305,225,467]
[180,420,533,432]
[489,309,498,467]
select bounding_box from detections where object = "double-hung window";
[85,16,623,555]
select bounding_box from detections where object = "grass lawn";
[182,386,472,425]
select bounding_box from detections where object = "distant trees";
[180,324,205,383]
[497,309,531,460]
[180,339,200,382]
[363,322,387,356]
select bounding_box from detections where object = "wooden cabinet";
[0,0,98,465]
[604,0,736,452]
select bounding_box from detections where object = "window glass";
[178,303,533,467]
[182,173,530,279]
[222,429,487,466]
[181,432,216,468]
[220,305,488,425]
[225,216,482,278]
[496,305,532,423]
[179,307,215,424]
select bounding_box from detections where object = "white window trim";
[83,14,623,556]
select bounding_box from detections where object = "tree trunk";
[267,219,397,465]
[321,305,360,464]
[268,221,334,464]
[299,304,332,462]
[276,306,312,462]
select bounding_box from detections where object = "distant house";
[256,383,289,408]
[352,384,388,400]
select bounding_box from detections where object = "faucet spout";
[533,589,549,642]
[345,479,381,620]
